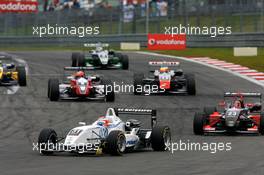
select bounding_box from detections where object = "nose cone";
[159,80,170,89]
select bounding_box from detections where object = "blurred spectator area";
[0,0,263,36]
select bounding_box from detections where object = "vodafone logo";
[148,34,186,50]
[0,1,38,13]
[148,38,156,45]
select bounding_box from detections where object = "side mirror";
[125,122,131,128]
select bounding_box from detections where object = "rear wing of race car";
[224,92,262,98]
[114,108,157,128]
[84,43,109,48]
[64,67,94,71]
[149,61,180,66]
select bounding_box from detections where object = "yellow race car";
[0,62,26,86]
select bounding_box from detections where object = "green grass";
[155,48,264,72]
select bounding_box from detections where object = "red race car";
[48,67,114,102]
[193,92,264,135]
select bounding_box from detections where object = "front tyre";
[38,128,57,155]
[102,79,115,102]
[16,66,27,86]
[193,112,205,135]
[77,54,86,67]
[259,112,264,135]
[185,73,196,95]
[151,126,171,151]
[48,79,60,101]
[133,72,144,95]
[203,106,217,117]
[121,55,129,70]
[71,52,80,67]
[105,130,126,156]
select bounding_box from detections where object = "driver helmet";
[96,46,103,52]
[74,71,85,78]
[160,67,169,73]
[233,100,244,109]
[97,116,110,127]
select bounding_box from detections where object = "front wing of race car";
[138,78,188,95]
[202,113,261,134]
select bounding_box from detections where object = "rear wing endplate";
[64,67,94,71]
[149,61,180,66]
[84,43,109,47]
[224,92,262,98]
[114,108,157,128]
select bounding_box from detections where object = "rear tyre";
[193,112,205,135]
[77,54,86,67]
[185,73,196,95]
[114,53,122,58]
[121,55,129,70]
[48,79,60,101]
[105,130,126,156]
[259,112,264,135]
[203,106,217,117]
[47,79,51,98]
[38,128,57,155]
[151,126,171,151]
[16,66,27,86]
[133,72,144,95]
[71,52,80,67]
[102,79,115,102]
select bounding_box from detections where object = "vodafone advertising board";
[0,1,38,13]
[148,34,186,50]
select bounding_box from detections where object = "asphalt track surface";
[1,51,264,175]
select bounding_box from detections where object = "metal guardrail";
[0,33,263,48]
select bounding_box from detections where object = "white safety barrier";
[234,47,258,56]
[120,42,140,50]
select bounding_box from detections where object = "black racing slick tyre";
[259,112,264,135]
[71,52,80,67]
[16,66,27,86]
[48,79,60,101]
[102,79,115,102]
[151,126,171,151]
[48,79,51,98]
[105,130,126,156]
[114,53,122,58]
[77,54,86,67]
[193,112,205,135]
[121,55,129,70]
[133,72,144,95]
[203,106,217,117]
[185,73,196,95]
[38,128,57,155]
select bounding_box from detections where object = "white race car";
[38,108,171,156]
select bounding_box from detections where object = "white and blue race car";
[38,108,171,156]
